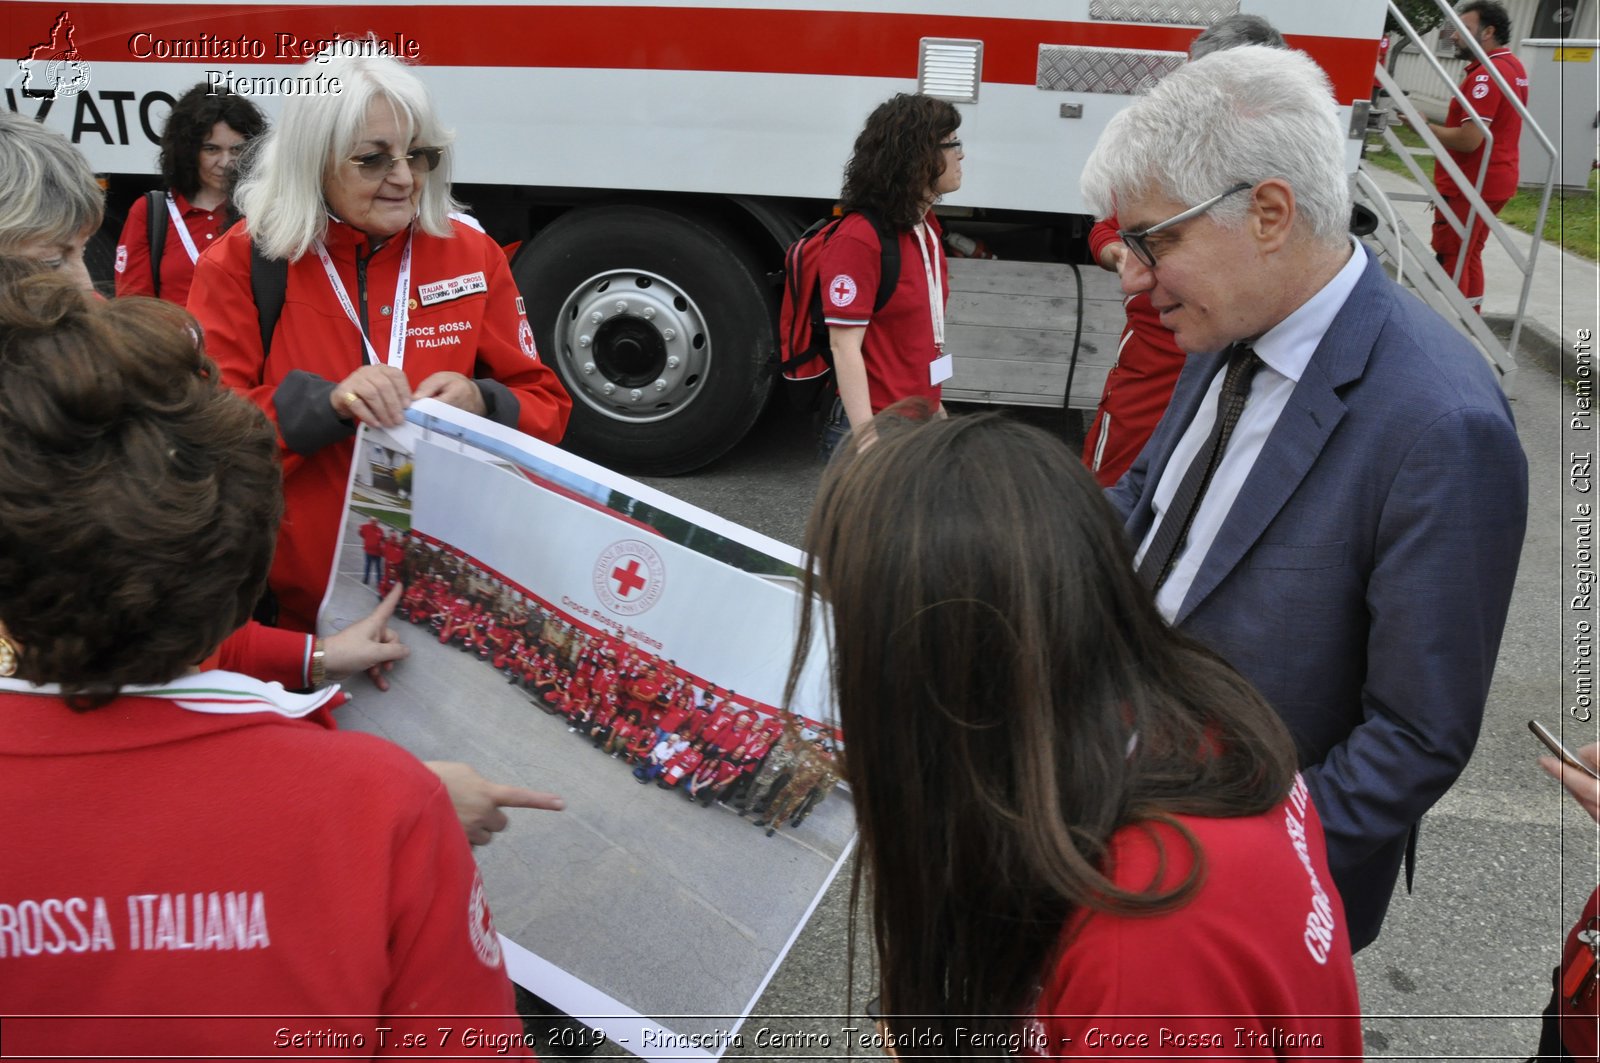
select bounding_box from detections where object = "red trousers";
[1431,193,1509,311]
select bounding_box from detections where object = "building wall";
[1385,0,1597,120]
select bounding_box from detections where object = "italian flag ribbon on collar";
[0,669,343,718]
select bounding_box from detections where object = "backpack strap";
[248,239,289,357]
[145,189,167,298]
[854,207,901,313]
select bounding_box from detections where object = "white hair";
[235,48,460,260]
[1080,45,1351,246]
[0,110,103,251]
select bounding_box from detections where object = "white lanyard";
[164,193,201,265]
[912,221,945,350]
[313,227,414,371]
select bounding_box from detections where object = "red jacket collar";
[1465,49,1514,74]
[321,216,413,258]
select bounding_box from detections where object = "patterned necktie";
[1137,345,1262,593]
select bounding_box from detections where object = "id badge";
[929,352,954,385]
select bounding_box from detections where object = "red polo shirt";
[1435,50,1529,202]
[817,212,948,413]
[115,191,227,305]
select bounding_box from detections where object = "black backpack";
[778,208,899,381]
[249,241,287,356]
[144,189,167,298]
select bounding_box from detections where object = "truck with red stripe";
[2,1,1387,472]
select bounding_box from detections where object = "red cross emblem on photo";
[593,539,666,617]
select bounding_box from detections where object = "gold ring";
[344,391,360,406]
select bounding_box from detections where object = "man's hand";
[1540,742,1600,823]
[323,583,409,691]
[413,372,487,417]
[425,760,565,845]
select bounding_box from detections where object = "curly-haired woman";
[817,93,962,457]
[114,84,266,303]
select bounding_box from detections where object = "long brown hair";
[785,409,1296,1051]
[839,93,960,231]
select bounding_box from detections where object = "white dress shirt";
[1134,240,1366,621]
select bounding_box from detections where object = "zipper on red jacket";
[355,241,373,358]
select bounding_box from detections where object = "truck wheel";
[515,204,776,475]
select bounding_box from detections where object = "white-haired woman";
[190,51,571,633]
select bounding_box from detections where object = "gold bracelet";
[309,639,327,689]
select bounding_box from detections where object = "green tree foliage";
[1387,0,1447,39]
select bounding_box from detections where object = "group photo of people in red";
[312,486,856,1037]
[383,532,842,838]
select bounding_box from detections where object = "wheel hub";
[554,269,710,424]
[591,317,665,387]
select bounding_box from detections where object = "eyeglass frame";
[345,147,445,181]
[1117,181,1253,269]
[939,139,963,152]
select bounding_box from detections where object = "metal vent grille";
[919,38,983,102]
[1037,44,1186,94]
[1089,0,1237,25]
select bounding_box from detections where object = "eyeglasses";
[346,147,444,181]
[1117,182,1253,269]
[940,140,963,152]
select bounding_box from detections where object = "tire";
[514,203,776,475]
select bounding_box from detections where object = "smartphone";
[1529,720,1600,780]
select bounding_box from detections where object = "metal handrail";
[1384,1,1496,266]
[1361,0,1560,365]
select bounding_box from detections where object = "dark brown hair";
[786,408,1296,1051]
[839,93,961,231]
[1457,0,1512,44]
[0,273,281,705]
[160,83,267,200]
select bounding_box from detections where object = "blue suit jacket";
[1107,248,1528,951]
